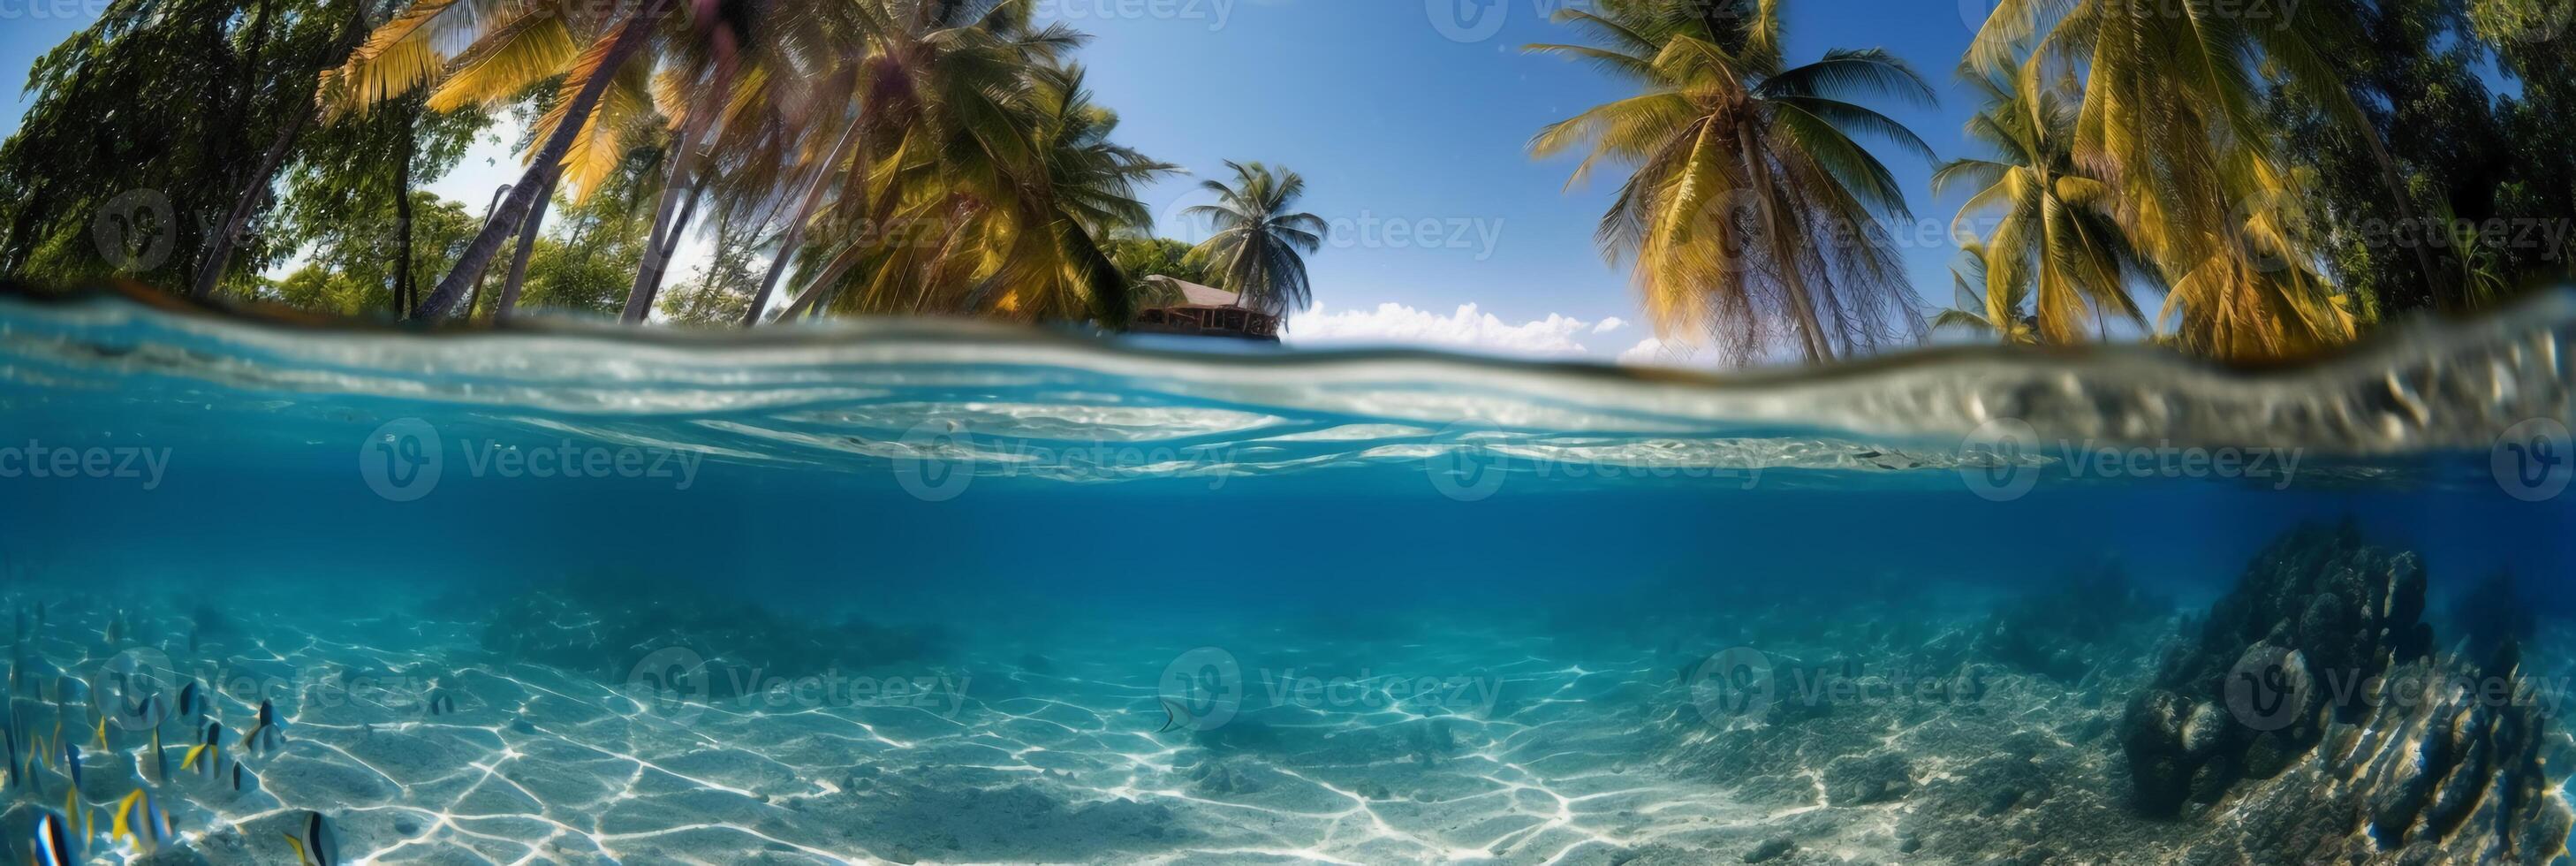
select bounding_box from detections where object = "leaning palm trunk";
[1736,132,1831,362]
[620,87,727,323]
[191,6,367,299]
[190,112,313,298]
[492,189,553,321]
[743,119,863,326]
[416,0,672,322]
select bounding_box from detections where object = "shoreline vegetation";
[0,0,2569,366]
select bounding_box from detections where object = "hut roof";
[1141,275,1241,308]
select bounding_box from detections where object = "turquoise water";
[2,292,2574,863]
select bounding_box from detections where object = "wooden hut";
[1129,276,1280,341]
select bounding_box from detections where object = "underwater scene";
[2,292,2575,865]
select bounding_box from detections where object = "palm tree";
[770,0,1168,325]
[1182,161,1324,316]
[1928,241,2038,345]
[1966,0,2359,359]
[1528,0,1936,365]
[324,0,693,320]
[1930,57,2143,344]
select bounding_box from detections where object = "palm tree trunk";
[459,183,513,321]
[190,109,314,298]
[415,0,671,322]
[190,3,364,299]
[1739,136,1832,363]
[742,118,862,326]
[392,98,419,317]
[622,95,720,323]
[493,180,556,322]
[622,187,701,322]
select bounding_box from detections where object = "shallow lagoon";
[2,294,2574,863]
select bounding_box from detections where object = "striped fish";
[284,810,338,866]
[30,809,79,866]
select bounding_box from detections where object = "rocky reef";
[2118,522,2571,862]
[1648,521,2573,865]
[2119,522,2435,817]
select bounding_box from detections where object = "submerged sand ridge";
[3,525,2572,864]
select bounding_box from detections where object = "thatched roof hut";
[1129,276,1280,340]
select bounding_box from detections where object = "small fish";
[117,693,164,733]
[60,741,80,790]
[201,720,224,748]
[1155,696,1198,733]
[181,741,218,777]
[178,680,202,719]
[149,728,168,783]
[65,786,87,841]
[31,809,79,866]
[284,809,338,866]
[92,715,107,751]
[103,611,123,646]
[241,699,284,756]
[230,758,251,794]
[3,724,16,784]
[428,692,457,716]
[111,789,174,854]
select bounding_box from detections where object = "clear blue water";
[2,292,2573,863]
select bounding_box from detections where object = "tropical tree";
[1105,236,1215,306]
[656,225,760,324]
[771,1,1170,325]
[1966,0,2360,359]
[0,0,365,291]
[1182,161,1323,316]
[1528,0,1935,365]
[1931,57,2143,344]
[1928,241,2038,346]
[323,0,700,320]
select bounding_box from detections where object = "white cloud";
[1615,338,1670,366]
[1286,301,1607,357]
[1613,336,1729,369]
[1279,302,1716,365]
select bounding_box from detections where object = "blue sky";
[0,0,1992,361]
[1056,0,1989,361]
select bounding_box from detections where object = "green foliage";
[1104,236,1212,307]
[657,231,760,325]
[2269,0,2562,317]
[1183,162,1325,315]
[258,192,479,315]
[0,0,356,288]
